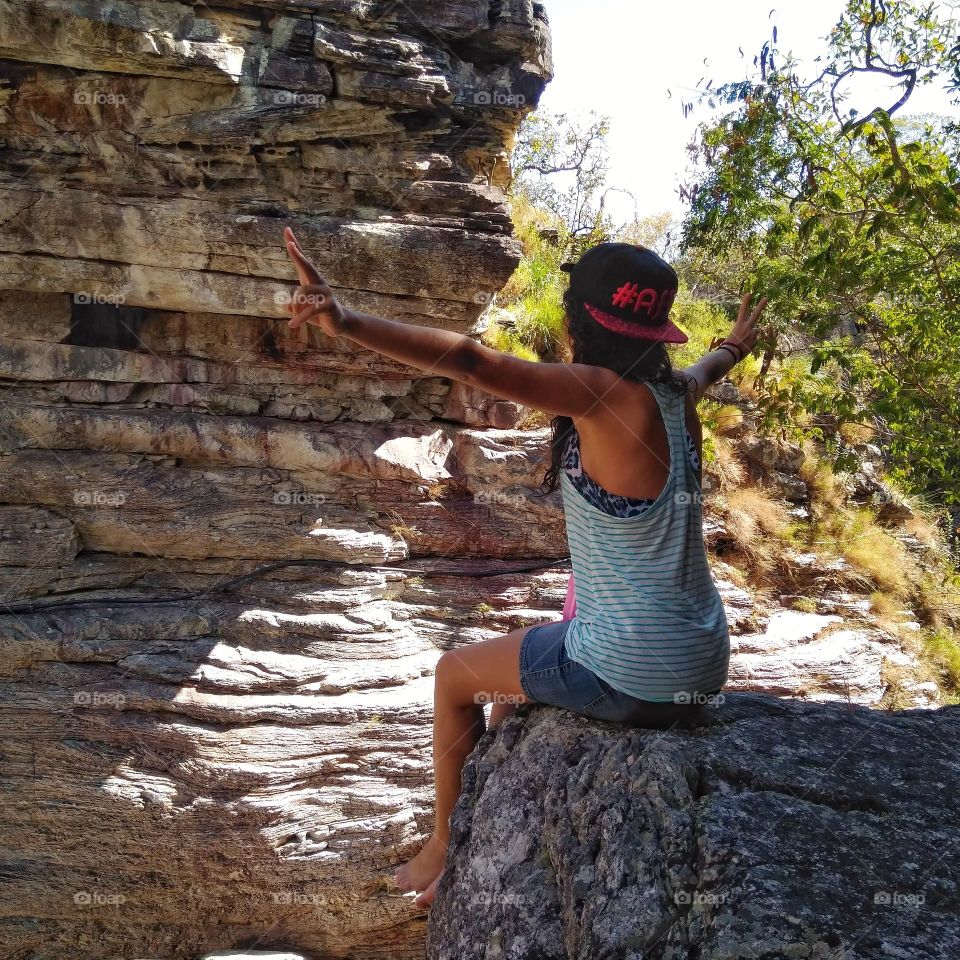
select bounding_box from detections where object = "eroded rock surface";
[0,1,553,957]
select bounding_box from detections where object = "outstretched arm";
[680,292,768,404]
[283,227,618,419]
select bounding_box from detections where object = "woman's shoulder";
[575,374,689,436]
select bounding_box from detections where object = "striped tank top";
[559,379,730,703]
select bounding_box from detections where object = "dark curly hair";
[539,287,690,494]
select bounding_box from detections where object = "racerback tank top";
[559,379,730,702]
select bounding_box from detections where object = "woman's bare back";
[572,376,702,500]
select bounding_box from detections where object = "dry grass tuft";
[811,507,920,599]
[705,434,747,492]
[518,409,552,430]
[922,628,960,698]
[838,421,878,445]
[799,445,847,514]
[718,484,795,581]
[869,590,902,621]
[728,485,793,537]
[706,403,744,436]
[915,569,960,632]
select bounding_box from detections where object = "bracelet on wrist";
[721,340,746,362]
[716,344,740,364]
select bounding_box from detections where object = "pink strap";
[561,572,577,620]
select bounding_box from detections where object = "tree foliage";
[680,0,960,505]
[510,110,613,237]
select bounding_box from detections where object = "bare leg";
[394,621,543,906]
[489,698,520,727]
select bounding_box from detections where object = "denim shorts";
[518,618,718,728]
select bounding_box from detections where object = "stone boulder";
[428,694,960,959]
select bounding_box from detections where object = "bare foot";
[394,833,447,895]
[414,871,441,909]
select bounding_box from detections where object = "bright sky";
[538,0,958,225]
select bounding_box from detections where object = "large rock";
[428,695,960,959]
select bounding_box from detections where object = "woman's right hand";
[726,292,769,357]
[284,226,348,335]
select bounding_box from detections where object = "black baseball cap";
[560,243,687,343]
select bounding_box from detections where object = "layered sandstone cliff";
[0,2,554,957]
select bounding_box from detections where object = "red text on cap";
[611,283,677,322]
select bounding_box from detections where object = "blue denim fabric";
[519,618,719,727]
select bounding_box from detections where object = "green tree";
[510,110,614,237]
[680,0,960,505]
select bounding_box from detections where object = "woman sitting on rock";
[283,227,767,908]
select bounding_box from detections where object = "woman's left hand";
[283,226,348,335]
[726,292,768,357]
